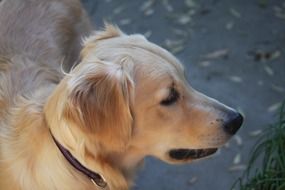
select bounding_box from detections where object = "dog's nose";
[223,112,243,135]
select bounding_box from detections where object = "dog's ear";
[65,59,134,151]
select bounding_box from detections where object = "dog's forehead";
[82,32,186,86]
[128,35,185,81]
[95,34,184,74]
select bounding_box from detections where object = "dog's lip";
[168,148,218,160]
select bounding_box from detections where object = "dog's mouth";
[168,148,218,160]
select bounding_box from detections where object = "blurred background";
[81,0,285,189]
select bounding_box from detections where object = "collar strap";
[50,132,107,188]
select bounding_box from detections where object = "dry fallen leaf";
[199,61,211,67]
[264,65,274,76]
[164,39,186,54]
[226,21,234,30]
[165,39,184,47]
[234,135,243,146]
[119,19,131,25]
[171,45,185,54]
[188,176,198,185]
[229,76,243,83]
[144,30,152,38]
[168,2,197,26]
[271,84,285,93]
[203,49,229,59]
[248,129,263,137]
[140,0,154,12]
[230,8,241,18]
[177,14,192,25]
[172,28,188,37]
[267,102,282,113]
[144,9,154,16]
[270,50,281,60]
[233,153,241,165]
[228,164,247,172]
[113,6,125,14]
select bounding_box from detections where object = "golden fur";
[0,1,242,190]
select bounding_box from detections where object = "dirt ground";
[81,0,285,189]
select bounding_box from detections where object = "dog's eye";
[160,88,180,106]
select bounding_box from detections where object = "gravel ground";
[81,0,285,189]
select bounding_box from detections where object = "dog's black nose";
[223,112,243,135]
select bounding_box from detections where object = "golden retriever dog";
[0,0,243,190]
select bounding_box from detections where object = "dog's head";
[46,24,243,170]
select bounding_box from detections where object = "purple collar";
[50,132,107,188]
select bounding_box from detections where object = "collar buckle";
[91,178,107,189]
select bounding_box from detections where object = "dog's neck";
[47,123,144,190]
[50,129,145,189]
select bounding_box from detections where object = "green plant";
[232,101,285,190]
